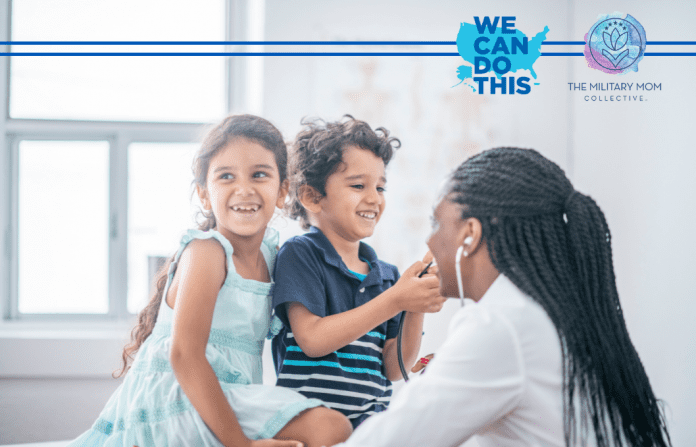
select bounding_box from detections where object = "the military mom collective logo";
[571,12,658,104]
[584,12,646,74]
[454,16,549,94]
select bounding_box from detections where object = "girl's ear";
[196,184,212,211]
[298,185,323,214]
[276,179,290,209]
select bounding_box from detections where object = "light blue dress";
[69,229,323,446]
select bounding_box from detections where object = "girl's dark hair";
[287,115,400,229]
[447,147,670,447]
[115,114,287,377]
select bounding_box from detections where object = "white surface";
[0,321,131,377]
[1,442,70,447]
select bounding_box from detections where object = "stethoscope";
[397,244,468,382]
[396,260,433,382]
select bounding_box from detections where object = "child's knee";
[328,408,353,440]
[309,407,353,445]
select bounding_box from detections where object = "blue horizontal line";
[644,52,696,56]
[0,40,594,46]
[540,53,696,56]
[2,52,461,56]
[646,41,696,45]
[540,41,696,45]
[1,40,456,46]
[3,52,696,57]
[2,40,695,47]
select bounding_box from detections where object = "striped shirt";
[272,226,401,427]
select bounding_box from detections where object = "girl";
[336,147,671,446]
[69,115,352,447]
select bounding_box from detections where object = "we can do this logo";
[584,12,646,74]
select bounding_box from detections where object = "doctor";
[335,147,670,447]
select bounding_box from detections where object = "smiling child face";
[313,145,387,243]
[198,138,288,242]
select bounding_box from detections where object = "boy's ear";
[196,185,212,211]
[276,179,290,209]
[298,185,323,214]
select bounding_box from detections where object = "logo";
[454,16,549,95]
[584,13,646,74]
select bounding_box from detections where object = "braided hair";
[447,147,670,447]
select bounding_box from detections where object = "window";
[1,0,249,319]
[9,0,227,122]
[17,141,110,314]
[127,142,200,313]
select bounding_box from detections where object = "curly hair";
[115,114,287,377]
[447,147,671,447]
[287,115,400,229]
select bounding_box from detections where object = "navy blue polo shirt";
[272,226,401,427]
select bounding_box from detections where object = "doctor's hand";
[388,251,446,314]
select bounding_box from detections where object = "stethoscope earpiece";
[456,235,474,305]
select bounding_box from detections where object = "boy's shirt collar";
[307,226,396,285]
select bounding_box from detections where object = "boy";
[272,116,445,427]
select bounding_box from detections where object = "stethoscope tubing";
[397,261,433,382]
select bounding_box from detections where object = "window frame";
[1,0,257,322]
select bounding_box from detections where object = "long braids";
[115,115,288,378]
[448,147,670,446]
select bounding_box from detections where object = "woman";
[335,147,671,446]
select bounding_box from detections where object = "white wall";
[570,2,696,445]
[0,378,122,444]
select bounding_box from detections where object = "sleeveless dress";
[68,228,323,446]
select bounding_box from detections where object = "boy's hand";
[389,252,446,314]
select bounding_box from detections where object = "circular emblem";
[584,13,646,74]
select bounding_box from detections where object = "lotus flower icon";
[602,27,629,67]
[584,14,646,74]
[604,28,628,51]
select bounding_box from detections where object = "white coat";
[335,274,564,447]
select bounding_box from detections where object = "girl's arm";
[169,239,301,447]
[287,258,444,358]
